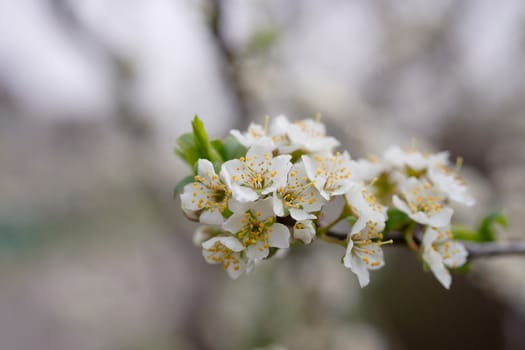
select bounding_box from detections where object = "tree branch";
[208,0,250,126]
[325,230,525,259]
[462,241,525,259]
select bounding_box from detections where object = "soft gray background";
[1,0,525,349]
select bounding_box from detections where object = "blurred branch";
[326,230,525,258]
[463,241,525,259]
[208,0,250,126]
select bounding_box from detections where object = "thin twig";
[463,241,525,259]
[326,230,525,259]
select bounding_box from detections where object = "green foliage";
[174,132,200,169]
[384,208,410,232]
[191,116,223,165]
[478,211,507,242]
[374,173,396,202]
[174,116,248,193]
[216,136,247,161]
[246,28,279,54]
[173,175,195,197]
[452,211,508,242]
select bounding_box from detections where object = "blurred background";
[1,0,525,349]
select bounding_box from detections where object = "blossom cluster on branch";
[175,115,481,289]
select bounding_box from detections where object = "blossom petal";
[427,207,454,228]
[272,193,286,217]
[231,184,259,202]
[293,220,316,244]
[202,236,244,252]
[199,209,224,225]
[246,240,269,260]
[222,213,245,233]
[251,197,275,220]
[423,247,451,289]
[289,208,315,221]
[197,159,216,181]
[268,223,290,248]
[440,241,468,269]
[345,251,371,288]
[392,195,412,216]
[226,259,246,279]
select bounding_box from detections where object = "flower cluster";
[176,116,476,289]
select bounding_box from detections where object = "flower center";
[207,242,242,271]
[236,212,273,249]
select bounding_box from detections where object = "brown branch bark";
[326,230,525,259]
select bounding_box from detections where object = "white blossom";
[293,220,316,245]
[286,118,340,153]
[383,145,432,172]
[303,152,358,200]
[273,161,326,221]
[393,177,453,228]
[230,122,271,148]
[180,159,230,224]
[355,157,385,182]
[422,226,468,289]
[230,115,297,152]
[343,223,386,287]
[428,160,475,206]
[202,236,247,279]
[345,183,387,234]
[223,198,290,260]
[221,145,292,202]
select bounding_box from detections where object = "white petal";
[180,182,208,211]
[269,114,292,134]
[272,193,285,217]
[230,129,249,146]
[289,208,315,221]
[193,226,212,246]
[227,198,246,214]
[250,197,275,220]
[423,248,451,289]
[301,155,318,183]
[202,236,244,252]
[268,223,290,248]
[355,243,385,271]
[246,240,269,260]
[265,154,292,191]
[220,159,243,189]
[222,213,245,233]
[197,159,216,181]
[293,220,316,244]
[351,255,371,288]
[440,241,468,269]
[351,216,367,235]
[422,227,439,250]
[427,207,454,228]
[226,259,246,279]
[199,209,224,225]
[392,195,412,216]
[343,239,355,268]
[231,184,259,202]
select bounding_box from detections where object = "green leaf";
[247,28,279,54]
[192,116,223,164]
[477,211,508,242]
[174,175,195,196]
[451,225,479,241]
[174,132,200,169]
[210,139,226,159]
[454,262,471,274]
[384,208,410,232]
[222,136,247,160]
[345,216,357,226]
